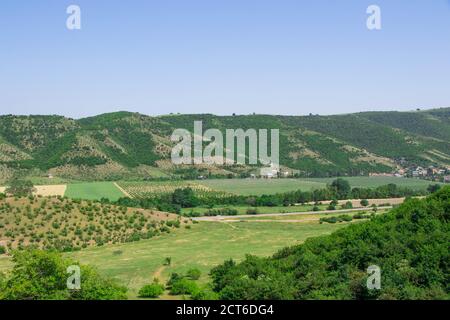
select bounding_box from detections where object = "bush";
[138,283,165,298]
[5,179,35,197]
[360,199,369,207]
[191,287,219,300]
[0,246,6,255]
[0,249,127,300]
[246,208,259,215]
[341,201,353,210]
[170,278,199,295]
[186,268,201,280]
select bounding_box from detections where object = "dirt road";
[192,206,392,222]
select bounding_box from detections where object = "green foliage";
[172,188,198,208]
[0,246,6,255]
[330,178,351,199]
[170,278,199,295]
[341,201,353,210]
[5,179,35,197]
[186,268,202,280]
[210,187,450,300]
[138,283,165,298]
[428,184,441,194]
[190,286,219,300]
[246,208,259,215]
[360,199,369,207]
[0,249,127,300]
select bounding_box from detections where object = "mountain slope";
[0,108,449,181]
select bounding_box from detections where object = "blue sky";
[1,0,450,118]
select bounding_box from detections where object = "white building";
[260,163,279,179]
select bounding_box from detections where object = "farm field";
[304,176,439,190]
[117,180,228,199]
[0,185,66,197]
[64,182,125,201]
[60,221,346,298]
[117,176,439,198]
[197,178,326,195]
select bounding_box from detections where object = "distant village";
[253,162,450,183]
[370,165,450,183]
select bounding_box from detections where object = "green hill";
[0,108,449,181]
[208,186,450,300]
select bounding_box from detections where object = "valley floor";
[0,219,348,299]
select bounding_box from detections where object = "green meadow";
[196,176,436,195]
[64,182,125,201]
[62,221,345,298]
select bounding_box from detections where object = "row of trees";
[113,179,430,214]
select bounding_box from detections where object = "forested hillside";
[208,186,450,300]
[0,108,449,181]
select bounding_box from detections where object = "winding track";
[191,206,392,222]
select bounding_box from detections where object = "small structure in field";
[260,163,279,179]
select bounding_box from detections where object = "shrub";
[5,179,35,197]
[0,249,127,300]
[246,208,259,215]
[341,201,353,210]
[138,283,165,298]
[360,199,369,207]
[191,287,219,300]
[0,246,6,255]
[170,278,199,295]
[186,268,201,280]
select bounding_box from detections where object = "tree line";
[112,179,433,214]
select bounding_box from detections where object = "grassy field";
[58,221,344,298]
[197,178,326,195]
[305,176,439,190]
[64,182,125,201]
[197,177,438,195]
[0,219,350,299]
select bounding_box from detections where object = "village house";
[260,163,280,179]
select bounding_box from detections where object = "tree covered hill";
[0,194,189,252]
[0,108,449,181]
[208,186,450,300]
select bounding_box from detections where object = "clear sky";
[1,0,450,118]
